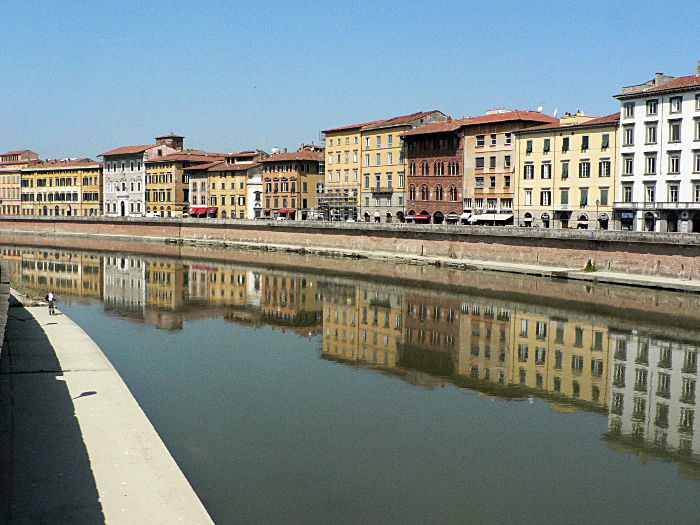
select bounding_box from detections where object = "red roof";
[322,119,385,134]
[617,75,700,98]
[401,110,558,137]
[155,133,184,139]
[183,161,260,173]
[361,111,444,130]
[147,150,226,163]
[1,149,34,156]
[21,159,102,171]
[100,144,157,156]
[517,112,620,133]
[260,150,324,162]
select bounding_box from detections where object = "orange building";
[0,149,39,215]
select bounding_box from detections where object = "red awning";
[286,208,297,213]
[263,209,271,213]
[206,207,218,213]
[278,209,287,213]
[412,215,429,220]
[189,207,206,214]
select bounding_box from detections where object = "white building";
[614,63,700,232]
[100,134,182,217]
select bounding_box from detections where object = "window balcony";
[552,204,572,211]
[370,187,393,194]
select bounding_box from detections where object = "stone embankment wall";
[2,216,700,280]
[0,261,9,356]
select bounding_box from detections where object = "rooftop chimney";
[654,72,664,85]
[696,61,700,76]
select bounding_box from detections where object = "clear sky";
[2,0,700,159]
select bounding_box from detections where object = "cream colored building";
[515,112,620,229]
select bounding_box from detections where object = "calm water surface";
[4,244,700,524]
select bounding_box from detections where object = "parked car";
[275,216,287,221]
[145,212,159,218]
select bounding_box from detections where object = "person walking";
[47,291,55,315]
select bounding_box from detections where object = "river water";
[3,242,700,524]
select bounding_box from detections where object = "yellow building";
[145,150,226,217]
[509,310,611,409]
[16,249,103,300]
[145,261,188,311]
[320,283,361,360]
[261,271,321,335]
[359,111,446,223]
[1,149,38,215]
[20,159,103,217]
[515,112,620,229]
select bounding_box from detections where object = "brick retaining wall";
[1,216,700,280]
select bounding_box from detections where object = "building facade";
[260,147,324,220]
[359,111,446,223]
[0,149,38,215]
[464,110,558,225]
[515,112,619,229]
[614,65,700,232]
[101,134,182,217]
[20,159,103,217]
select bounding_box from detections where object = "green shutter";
[582,136,589,150]
[544,139,550,152]
[562,162,569,178]
[526,140,533,153]
[602,134,610,148]
[561,189,568,205]
[562,137,569,151]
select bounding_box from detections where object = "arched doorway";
[541,212,550,228]
[374,212,381,223]
[54,205,59,216]
[66,205,72,217]
[598,213,609,230]
[42,206,47,216]
[577,213,589,229]
[120,201,126,217]
[386,213,392,223]
[523,213,533,227]
[397,211,405,223]
[693,213,700,233]
[364,212,370,222]
[644,212,656,232]
[433,211,445,224]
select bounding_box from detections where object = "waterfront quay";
[0,287,213,524]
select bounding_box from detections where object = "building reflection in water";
[2,245,699,477]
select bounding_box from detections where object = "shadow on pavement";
[0,306,105,524]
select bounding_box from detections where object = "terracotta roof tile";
[260,150,324,162]
[517,112,620,133]
[617,75,700,97]
[183,161,261,173]
[100,144,157,156]
[401,110,558,137]
[322,119,386,134]
[361,111,445,130]
[1,149,34,156]
[21,159,102,171]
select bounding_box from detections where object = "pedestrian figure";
[47,291,55,315]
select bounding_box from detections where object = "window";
[670,96,682,113]
[581,136,589,150]
[376,136,381,148]
[489,156,496,169]
[668,184,679,202]
[504,133,512,145]
[696,94,700,111]
[623,154,634,175]
[645,184,655,203]
[526,140,533,153]
[645,124,657,144]
[387,135,393,147]
[490,134,497,146]
[579,161,590,178]
[543,138,551,152]
[475,157,485,169]
[488,176,496,188]
[375,153,381,165]
[669,120,681,142]
[540,190,551,206]
[561,161,569,179]
[696,119,700,140]
[580,187,588,206]
[398,173,405,187]
[476,135,485,147]
[560,188,569,205]
[475,197,483,208]
[562,137,569,151]
[387,152,393,164]
[475,177,484,188]
[504,175,511,188]
[694,183,700,203]
[645,154,657,175]
[504,155,511,169]
[623,126,634,146]
[623,185,633,203]
[524,164,534,179]
[623,102,634,118]
[669,153,681,174]
[695,151,700,173]
[524,189,532,206]
[599,160,611,177]
[365,137,370,147]
[600,187,609,206]
[601,134,610,149]
[541,163,551,179]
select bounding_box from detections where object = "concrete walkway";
[0,294,214,524]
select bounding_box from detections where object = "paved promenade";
[0,292,214,524]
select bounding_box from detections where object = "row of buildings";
[5,246,700,474]
[4,62,700,231]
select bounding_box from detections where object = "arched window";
[435,185,443,200]
[221,211,227,218]
[420,185,429,200]
[409,163,416,176]
[409,186,416,200]
[421,162,429,176]
[434,162,444,176]
[449,185,458,201]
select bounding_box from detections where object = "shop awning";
[286,208,297,213]
[189,207,206,214]
[468,213,513,223]
[412,215,430,220]
[460,212,471,220]
[263,209,271,213]
[206,207,218,213]
[621,212,635,219]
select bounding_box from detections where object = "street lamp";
[595,199,600,229]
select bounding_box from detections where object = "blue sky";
[2,0,699,158]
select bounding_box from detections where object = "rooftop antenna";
[537,106,544,113]
[552,107,558,118]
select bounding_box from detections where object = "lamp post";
[595,199,600,230]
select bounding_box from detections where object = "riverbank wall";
[2,215,700,282]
